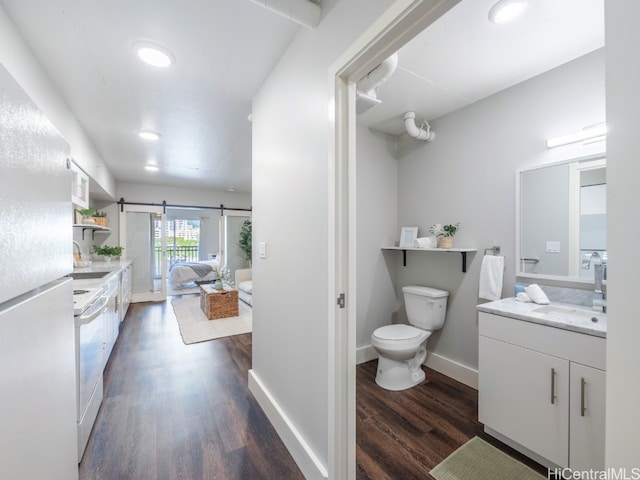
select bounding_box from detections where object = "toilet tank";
[402,286,449,331]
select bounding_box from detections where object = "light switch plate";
[259,241,266,259]
[546,241,560,253]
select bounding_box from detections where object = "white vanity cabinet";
[478,311,605,470]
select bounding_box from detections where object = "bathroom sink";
[66,271,110,280]
[534,305,605,324]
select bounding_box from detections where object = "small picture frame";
[399,227,418,248]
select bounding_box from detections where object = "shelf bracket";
[81,227,96,241]
[399,249,469,272]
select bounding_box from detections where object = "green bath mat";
[430,437,545,480]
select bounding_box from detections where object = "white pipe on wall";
[403,111,436,142]
[249,0,321,29]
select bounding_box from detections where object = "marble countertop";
[71,260,132,315]
[477,297,606,338]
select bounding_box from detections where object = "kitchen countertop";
[477,297,607,338]
[71,259,132,315]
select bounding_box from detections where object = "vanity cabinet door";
[569,363,606,471]
[479,336,569,466]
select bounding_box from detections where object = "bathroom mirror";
[517,154,606,283]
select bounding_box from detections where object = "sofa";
[235,268,252,306]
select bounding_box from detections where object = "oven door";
[75,294,107,461]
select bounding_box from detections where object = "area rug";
[171,296,252,344]
[430,437,545,480]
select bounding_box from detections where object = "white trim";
[424,351,478,390]
[248,370,328,479]
[330,0,462,477]
[356,345,378,365]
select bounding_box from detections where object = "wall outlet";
[259,241,266,259]
[546,241,560,253]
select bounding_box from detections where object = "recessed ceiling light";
[138,130,161,141]
[488,0,528,24]
[145,165,159,172]
[226,187,237,192]
[132,41,174,68]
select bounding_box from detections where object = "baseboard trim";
[248,370,328,480]
[356,345,378,365]
[424,351,478,390]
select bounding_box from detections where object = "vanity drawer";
[479,312,606,370]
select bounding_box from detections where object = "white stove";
[72,288,102,316]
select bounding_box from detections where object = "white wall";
[604,0,640,469]
[250,0,395,477]
[391,49,604,371]
[355,124,399,357]
[0,5,116,199]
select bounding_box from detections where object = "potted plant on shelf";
[92,244,124,263]
[78,207,96,224]
[428,223,461,249]
[93,211,109,227]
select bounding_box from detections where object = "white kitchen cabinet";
[119,264,132,322]
[478,312,606,470]
[68,158,89,209]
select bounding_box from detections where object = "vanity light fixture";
[546,123,607,149]
[144,165,159,172]
[488,0,528,24]
[132,41,174,68]
[138,130,161,141]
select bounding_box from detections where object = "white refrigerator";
[0,64,78,479]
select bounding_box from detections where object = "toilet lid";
[373,324,423,341]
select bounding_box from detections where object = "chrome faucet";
[582,252,606,312]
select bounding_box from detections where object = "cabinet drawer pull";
[581,377,586,417]
[551,368,557,404]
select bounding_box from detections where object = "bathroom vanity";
[477,298,606,471]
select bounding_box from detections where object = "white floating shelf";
[73,224,111,240]
[382,246,477,272]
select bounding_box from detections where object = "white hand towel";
[479,255,504,301]
[516,292,532,302]
[524,284,550,305]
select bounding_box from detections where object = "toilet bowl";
[371,286,449,391]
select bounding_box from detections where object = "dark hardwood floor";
[356,361,548,479]
[80,296,546,479]
[79,296,304,480]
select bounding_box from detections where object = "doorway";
[119,204,167,302]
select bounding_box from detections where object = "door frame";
[328,1,461,477]
[119,204,167,302]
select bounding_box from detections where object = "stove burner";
[74,289,90,295]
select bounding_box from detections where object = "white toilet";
[371,285,449,391]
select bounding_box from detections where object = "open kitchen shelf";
[73,224,111,240]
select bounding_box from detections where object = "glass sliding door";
[119,205,167,302]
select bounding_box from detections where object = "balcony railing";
[154,245,200,277]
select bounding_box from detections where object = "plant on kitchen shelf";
[92,244,124,259]
[428,222,461,249]
[93,210,109,227]
[78,207,97,224]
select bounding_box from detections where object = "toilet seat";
[372,324,430,349]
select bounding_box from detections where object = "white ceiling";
[1,0,604,193]
[358,0,604,134]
